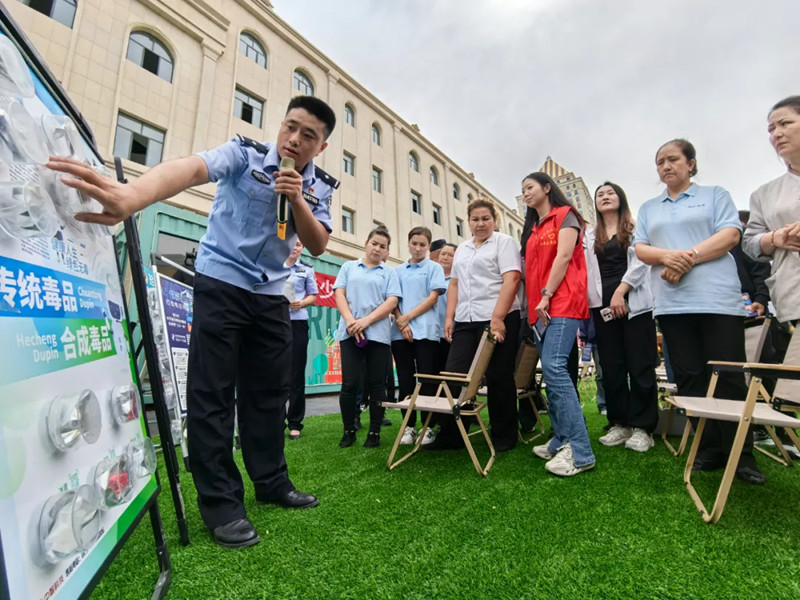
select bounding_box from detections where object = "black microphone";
[277,156,295,240]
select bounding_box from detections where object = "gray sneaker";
[533,443,556,460]
[599,425,633,447]
[545,445,595,477]
[624,428,654,452]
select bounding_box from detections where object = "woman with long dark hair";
[634,139,764,484]
[585,182,659,452]
[522,172,595,477]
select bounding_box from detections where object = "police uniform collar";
[659,183,698,202]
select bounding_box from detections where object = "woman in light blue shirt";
[634,138,764,484]
[391,227,447,447]
[333,226,401,449]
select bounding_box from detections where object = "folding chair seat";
[665,356,800,523]
[383,329,497,476]
[661,317,772,457]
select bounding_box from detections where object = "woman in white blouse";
[426,198,522,452]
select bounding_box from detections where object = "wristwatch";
[540,287,553,298]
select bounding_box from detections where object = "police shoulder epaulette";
[236,134,269,155]
[314,166,340,190]
[299,260,314,269]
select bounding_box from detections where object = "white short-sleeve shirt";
[452,232,521,322]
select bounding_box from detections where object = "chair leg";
[518,394,547,445]
[468,412,495,476]
[784,427,800,459]
[386,400,419,471]
[754,425,792,467]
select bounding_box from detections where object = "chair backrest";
[774,326,800,403]
[744,316,771,362]
[460,330,497,403]
[514,339,539,389]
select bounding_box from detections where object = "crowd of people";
[283,94,800,486]
[49,93,800,548]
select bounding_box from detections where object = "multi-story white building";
[517,157,596,226]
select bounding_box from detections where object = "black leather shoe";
[339,429,356,448]
[422,434,465,451]
[259,489,319,509]
[353,417,362,431]
[493,440,517,453]
[211,518,260,549]
[736,464,766,485]
[691,452,726,472]
[364,431,380,448]
[381,417,392,427]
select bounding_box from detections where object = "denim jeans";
[536,317,596,467]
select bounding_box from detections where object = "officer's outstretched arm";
[46,155,209,226]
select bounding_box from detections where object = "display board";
[155,273,192,415]
[0,21,162,600]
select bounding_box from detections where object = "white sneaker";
[599,425,633,447]
[533,443,556,460]
[420,427,438,446]
[545,445,595,477]
[399,426,417,445]
[624,428,654,452]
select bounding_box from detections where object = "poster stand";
[116,161,191,547]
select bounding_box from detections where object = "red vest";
[525,205,589,322]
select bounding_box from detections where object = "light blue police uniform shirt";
[285,262,318,321]
[436,275,451,341]
[195,137,334,295]
[391,258,447,342]
[633,183,742,317]
[333,260,402,346]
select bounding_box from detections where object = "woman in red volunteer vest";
[521,172,595,477]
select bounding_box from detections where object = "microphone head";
[280,156,295,171]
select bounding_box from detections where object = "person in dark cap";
[429,238,447,263]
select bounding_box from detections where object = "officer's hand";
[46,156,141,225]
[274,168,303,203]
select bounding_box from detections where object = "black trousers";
[391,339,440,427]
[592,309,659,432]
[340,338,389,432]
[439,311,521,449]
[659,313,754,460]
[287,319,309,430]
[186,274,294,529]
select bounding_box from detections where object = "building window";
[432,203,441,225]
[408,152,420,173]
[293,70,314,95]
[456,217,464,237]
[343,152,355,176]
[344,104,355,127]
[467,193,474,203]
[453,183,460,200]
[234,88,263,127]
[113,113,164,167]
[371,123,381,146]
[430,167,439,186]
[508,224,514,237]
[239,32,267,68]
[20,0,76,28]
[411,191,422,214]
[342,208,354,234]
[372,166,382,193]
[126,32,174,83]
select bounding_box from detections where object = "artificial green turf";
[91,399,800,600]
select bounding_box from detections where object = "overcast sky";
[275,0,798,215]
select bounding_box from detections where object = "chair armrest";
[440,371,467,376]
[415,373,470,383]
[708,361,800,380]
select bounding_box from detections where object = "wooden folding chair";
[661,317,772,457]
[514,339,548,444]
[757,324,800,466]
[383,330,497,476]
[665,358,800,523]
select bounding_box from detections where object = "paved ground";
[304,394,340,417]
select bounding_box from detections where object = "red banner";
[314,271,337,308]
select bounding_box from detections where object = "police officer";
[284,240,318,439]
[47,96,338,549]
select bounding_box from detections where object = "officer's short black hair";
[430,239,447,252]
[286,96,336,140]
